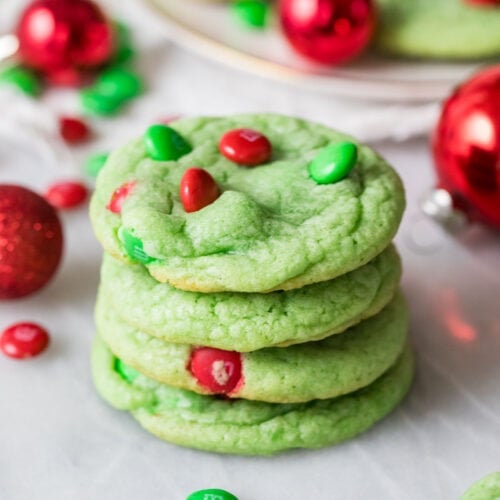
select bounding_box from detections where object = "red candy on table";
[432,65,500,229]
[464,0,500,5]
[219,128,272,166]
[279,0,376,65]
[189,347,243,394]
[180,168,220,213]
[16,0,114,78]
[59,116,90,144]
[0,322,50,359]
[0,185,63,299]
[45,181,88,210]
[107,181,136,214]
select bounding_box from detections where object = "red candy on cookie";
[0,322,50,359]
[180,168,220,213]
[107,181,136,214]
[219,128,272,166]
[189,347,243,394]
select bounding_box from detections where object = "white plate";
[144,0,484,102]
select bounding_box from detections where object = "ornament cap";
[420,188,467,233]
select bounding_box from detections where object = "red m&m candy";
[219,128,272,166]
[59,116,90,144]
[45,181,88,210]
[180,168,220,213]
[189,347,243,394]
[0,322,50,359]
[107,181,136,214]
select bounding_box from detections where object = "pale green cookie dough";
[99,246,401,351]
[376,0,500,60]
[91,336,414,455]
[462,472,500,500]
[96,292,408,403]
[90,114,405,293]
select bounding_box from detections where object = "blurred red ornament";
[465,0,500,5]
[432,65,500,230]
[0,185,63,299]
[279,0,375,64]
[16,0,114,83]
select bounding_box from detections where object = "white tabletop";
[1,1,500,499]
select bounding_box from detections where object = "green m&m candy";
[144,124,192,161]
[0,65,41,96]
[308,141,358,185]
[186,488,238,500]
[97,67,143,101]
[81,88,124,116]
[232,0,269,28]
[115,358,139,383]
[118,228,156,264]
[84,152,109,178]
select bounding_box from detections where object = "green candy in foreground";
[92,337,414,456]
[187,489,237,500]
[90,114,405,293]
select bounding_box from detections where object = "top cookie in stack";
[90,114,412,455]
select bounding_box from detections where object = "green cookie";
[96,292,408,403]
[90,114,405,293]
[98,246,401,351]
[462,472,500,500]
[376,0,500,59]
[91,336,414,456]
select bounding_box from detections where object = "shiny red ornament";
[0,185,63,299]
[59,116,90,144]
[189,347,243,394]
[432,65,500,229]
[45,181,89,209]
[219,128,272,166]
[107,181,136,214]
[180,168,220,213]
[16,0,114,81]
[0,322,50,359]
[464,0,500,5]
[279,0,375,64]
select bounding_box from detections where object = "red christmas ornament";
[180,168,220,213]
[189,347,243,394]
[432,65,500,230]
[219,128,272,166]
[44,181,89,210]
[16,0,114,82]
[279,0,375,64]
[0,185,63,299]
[465,0,500,5]
[107,181,136,214]
[59,116,91,144]
[0,322,50,359]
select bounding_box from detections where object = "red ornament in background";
[189,347,243,394]
[0,322,50,359]
[0,185,63,299]
[279,0,375,65]
[16,0,114,83]
[432,65,500,230]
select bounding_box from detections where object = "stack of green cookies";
[89,113,413,455]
